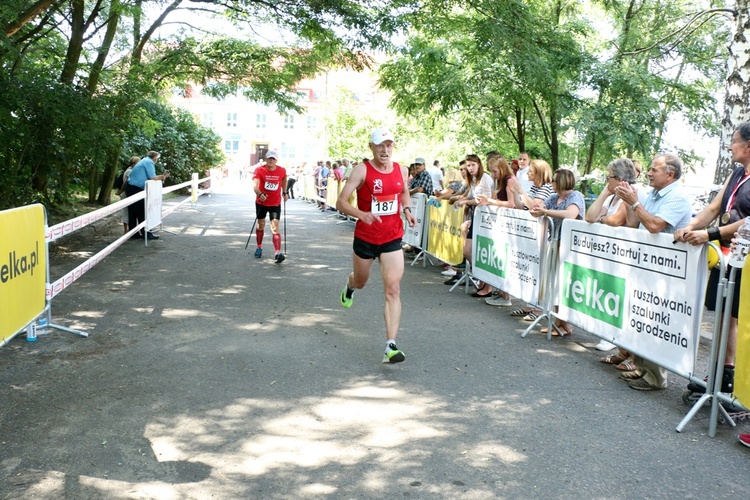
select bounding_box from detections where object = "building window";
[306,115,317,129]
[284,115,295,129]
[256,114,266,129]
[201,112,213,128]
[224,140,239,154]
[227,112,238,127]
[281,142,295,159]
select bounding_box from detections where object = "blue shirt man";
[128,153,159,189]
[615,153,692,391]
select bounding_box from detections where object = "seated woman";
[585,158,639,372]
[510,159,554,320]
[437,162,469,277]
[475,155,519,302]
[529,168,585,337]
[437,164,467,200]
[514,159,554,210]
[446,154,494,286]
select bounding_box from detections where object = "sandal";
[540,326,573,336]
[551,328,572,337]
[510,308,531,317]
[541,321,573,336]
[522,312,538,322]
[600,353,627,365]
[619,370,643,380]
[616,358,637,371]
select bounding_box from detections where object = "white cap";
[265,150,278,159]
[369,129,394,145]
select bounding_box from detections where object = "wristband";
[403,207,412,214]
[631,201,640,210]
[707,226,721,241]
[283,191,288,195]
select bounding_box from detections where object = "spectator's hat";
[414,157,426,165]
[265,150,278,159]
[370,129,394,145]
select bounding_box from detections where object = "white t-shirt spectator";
[427,166,443,194]
[517,167,533,192]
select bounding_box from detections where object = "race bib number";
[372,195,398,215]
[264,181,279,191]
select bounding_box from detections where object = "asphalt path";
[2,190,750,499]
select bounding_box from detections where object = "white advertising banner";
[471,206,544,304]
[403,194,427,249]
[556,220,707,378]
[145,180,163,231]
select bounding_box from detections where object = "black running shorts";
[256,203,281,221]
[353,237,402,260]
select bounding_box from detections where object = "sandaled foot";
[619,370,643,381]
[522,312,539,322]
[510,308,531,317]
[600,353,627,365]
[616,358,637,371]
[551,326,572,337]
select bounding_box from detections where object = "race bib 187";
[372,195,398,215]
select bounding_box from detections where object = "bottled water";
[38,317,48,335]
[729,217,750,268]
[26,323,37,342]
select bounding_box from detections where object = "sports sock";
[256,229,264,246]
[273,233,281,252]
[385,341,396,351]
[345,285,355,299]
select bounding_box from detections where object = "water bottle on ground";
[729,217,750,268]
[26,323,37,342]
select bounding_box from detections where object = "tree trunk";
[515,107,525,152]
[60,0,85,84]
[97,143,123,205]
[714,1,750,184]
[549,101,560,170]
[87,0,121,94]
[3,0,58,37]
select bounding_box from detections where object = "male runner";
[336,129,417,363]
[252,150,288,263]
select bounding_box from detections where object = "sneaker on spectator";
[595,340,617,351]
[485,295,512,306]
[441,268,457,276]
[739,434,750,448]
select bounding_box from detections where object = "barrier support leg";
[47,322,89,338]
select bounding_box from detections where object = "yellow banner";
[426,202,464,266]
[0,204,47,344]
[326,179,340,207]
[734,267,750,407]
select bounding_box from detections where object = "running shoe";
[340,284,354,308]
[485,295,512,306]
[254,247,262,258]
[383,343,405,363]
[275,252,285,264]
[739,434,750,448]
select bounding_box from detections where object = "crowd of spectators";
[280,136,745,400]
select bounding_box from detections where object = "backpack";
[114,172,124,190]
